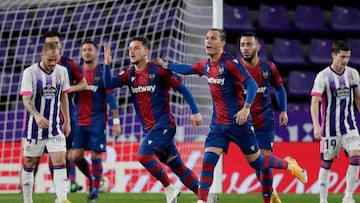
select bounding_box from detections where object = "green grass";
[1,193,359,203]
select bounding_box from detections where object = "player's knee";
[320,160,333,170]
[138,154,152,165]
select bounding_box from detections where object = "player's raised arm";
[103,44,121,89]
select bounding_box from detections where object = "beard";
[131,60,139,65]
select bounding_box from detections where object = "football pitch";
[1,193,359,203]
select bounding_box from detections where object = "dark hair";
[209,28,226,41]
[332,40,350,53]
[42,42,59,52]
[81,39,98,50]
[240,31,258,40]
[43,31,60,39]
[129,36,151,49]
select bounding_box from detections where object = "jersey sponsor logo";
[131,85,156,93]
[243,86,266,94]
[41,85,58,99]
[207,77,225,85]
[335,86,350,99]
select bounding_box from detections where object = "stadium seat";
[148,3,176,32]
[2,8,33,32]
[15,36,41,66]
[308,38,333,67]
[33,7,70,33]
[348,38,360,67]
[288,70,316,98]
[258,4,293,33]
[223,5,254,33]
[331,6,360,33]
[108,3,142,32]
[294,5,330,34]
[71,4,106,33]
[62,39,82,61]
[0,40,12,67]
[272,38,307,68]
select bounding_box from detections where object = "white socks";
[22,169,34,203]
[318,167,330,202]
[53,168,68,202]
[344,165,359,199]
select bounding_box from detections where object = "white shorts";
[321,129,360,160]
[23,135,66,157]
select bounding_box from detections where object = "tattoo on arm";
[23,96,39,116]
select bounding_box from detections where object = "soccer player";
[43,31,87,193]
[102,37,212,203]
[154,28,308,203]
[20,42,71,203]
[238,31,288,203]
[71,40,121,203]
[310,40,360,203]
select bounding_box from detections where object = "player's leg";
[22,138,44,203]
[256,127,278,203]
[197,125,228,203]
[47,135,70,203]
[341,131,360,203]
[159,141,199,195]
[86,124,107,202]
[138,128,179,203]
[66,128,82,193]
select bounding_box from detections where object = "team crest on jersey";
[336,85,350,99]
[41,84,58,99]
[262,70,269,79]
[218,66,224,75]
[56,76,62,85]
[149,73,156,80]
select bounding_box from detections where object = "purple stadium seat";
[331,6,360,33]
[294,5,330,34]
[2,8,33,32]
[108,3,142,32]
[272,38,307,68]
[223,5,254,33]
[71,4,106,33]
[62,39,82,60]
[33,7,69,33]
[148,4,176,32]
[288,70,316,98]
[15,36,41,66]
[258,4,293,33]
[0,40,12,67]
[309,38,333,67]
[348,38,360,67]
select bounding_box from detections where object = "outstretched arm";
[234,77,258,125]
[153,58,196,75]
[107,92,121,137]
[103,44,121,89]
[177,83,203,129]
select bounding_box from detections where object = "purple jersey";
[117,62,181,132]
[311,66,360,137]
[240,58,283,129]
[191,52,251,125]
[20,63,70,140]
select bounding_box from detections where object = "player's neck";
[83,62,97,70]
[330,64,345,74]
[209,51,223,62]
[242,56,259,68]
[134,60,148,71]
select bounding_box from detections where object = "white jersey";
[311,66,360,137]
[20,63,70,140]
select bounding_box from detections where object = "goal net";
[0,0,213,193]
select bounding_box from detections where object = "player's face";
[41,49,59,72]
[332,50,351,70]
[81,43,98,64]
[45,36,62,51]
[128,40,148,65]
[204,30,225,56]
[239,36,259,62]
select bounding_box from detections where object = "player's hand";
[313,125,322,141]
[153,58,168,69]
[234,107,250,125]
[190,113,203,130]
[112,124,121,138]
[63,121,71,137]
[34,114,49,129]
[103,44,112,65]
[279,111,288,126]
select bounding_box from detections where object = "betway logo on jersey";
[131,85,156,93]
[207,77,225,85]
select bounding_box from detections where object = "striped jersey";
[78,64,112,126]
[240,58,283,129]
[20,63,70,140]
[192,52,251,125]
[117,62,180,132]
[311,66,360,137]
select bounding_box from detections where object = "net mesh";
[0,0,213,193]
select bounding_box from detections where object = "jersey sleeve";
[311,72,325,97]
[158,67,183,89]
[20,67,33,95]
[68,59,84,82]
[191,59,208,76]
[62,66,71,93]
[268,62,283,88]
